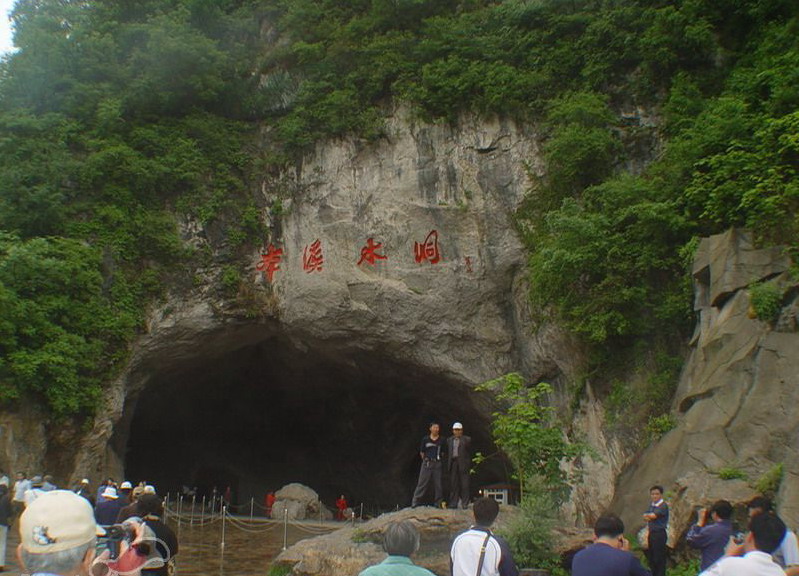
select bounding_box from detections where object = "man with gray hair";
[17,490,106,576]
[359,520,436,575]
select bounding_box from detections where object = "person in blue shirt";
[359,520,436,576]
[687,500,733,571]
[572,513,650,576]
[642,485,669,576]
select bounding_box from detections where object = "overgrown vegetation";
[0,0,262,415]
[755,463,784,497]
[749,282,785,322]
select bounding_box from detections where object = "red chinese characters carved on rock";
[303,239,324,273]
[357,238,388,266]
[256,244,283,283]
[414,230,441,264]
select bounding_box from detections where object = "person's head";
[473,497,500,527]
[710,500,732,521]
[382,520,421,557]
[119,481,132,496]
[452,422,464,437]
[429,422,440,435]
[31,475,44,488]
[17,490,104,576]
[594,513,625,541]
[649,485,664,503]
[80,479,89,487]
[747,496,773,518]
[136,494,164,517]
[747,512,786,554]
[43,475,54,485]
[17,472,26,480]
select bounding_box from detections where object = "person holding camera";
[135,493,178,576]
[698,513,786,576]
[686,500,733,571]
[572,513,650,576]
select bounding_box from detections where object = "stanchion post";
[282,506,288,551]
[359,503,363,521]
[201,495,206,520]
[211,495,216,517]
[250,497,254,521]
[351,510,355,527]
[221,505,226,549]
[177,495,183,529]
[190,495,196,526]
[318,499,322,527]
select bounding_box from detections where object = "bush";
[499,476,562,572]
[716,467,747,481]
[755,463,783,497]
[749,282,784,323]
[645,414,677,440]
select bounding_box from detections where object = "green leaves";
[479,373,582,496]
[0,235,138,416]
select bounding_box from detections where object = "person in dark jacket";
[572,513,651,576]
[136,494,178,576]
[95,487,124,525]
[0,484,12,570]
[687,500,733,571]
[642,485,669,576]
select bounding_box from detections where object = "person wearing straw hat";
[95,487,124,526]
[16,490,107,576]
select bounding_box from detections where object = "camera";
[102,523,136,560]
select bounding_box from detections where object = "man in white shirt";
[12,472,31,516]
[747,496,799,575]
[699,513,786,576]
[451,497,518,576]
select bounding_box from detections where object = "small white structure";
[480,483,513,505]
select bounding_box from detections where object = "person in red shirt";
[265,492,275,517]
[336,495,348,521]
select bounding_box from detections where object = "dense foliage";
[2,0,798,415]
[0,0,262,415]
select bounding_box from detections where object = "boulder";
[272,483,329,521]
[274,506,488,575]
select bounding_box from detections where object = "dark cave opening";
[122,336,507,512]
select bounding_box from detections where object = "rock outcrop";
[273,483,332,520]
[612,229,799,537]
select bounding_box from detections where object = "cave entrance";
[121,335,506,513]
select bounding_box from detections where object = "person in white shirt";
[747,496,799,575]
[12,472,31,516]
[699,513,786,576]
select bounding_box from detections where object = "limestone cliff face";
[612,229,798,537]
[56,110,580,498]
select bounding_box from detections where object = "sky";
[0,0,16,54]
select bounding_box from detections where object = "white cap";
[120,481,133,490]
[143,485,156,494]
[452,422,463,430]
[20,490,105,553]
[101,487,118,499]
[80,478,90,485]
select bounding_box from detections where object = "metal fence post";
[282,506,289,551]
[190,495,196,526]
[250,497,254,521]
[221,505,226,549]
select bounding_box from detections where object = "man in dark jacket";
[447,422,472,509]
[572,513,651,576]
[136,494,178,576]
[687,500,733,571]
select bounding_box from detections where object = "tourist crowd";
[1,471,178,576]
[4,442,798,576]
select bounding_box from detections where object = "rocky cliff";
[612,229,798,537]
[32,109,579,505]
